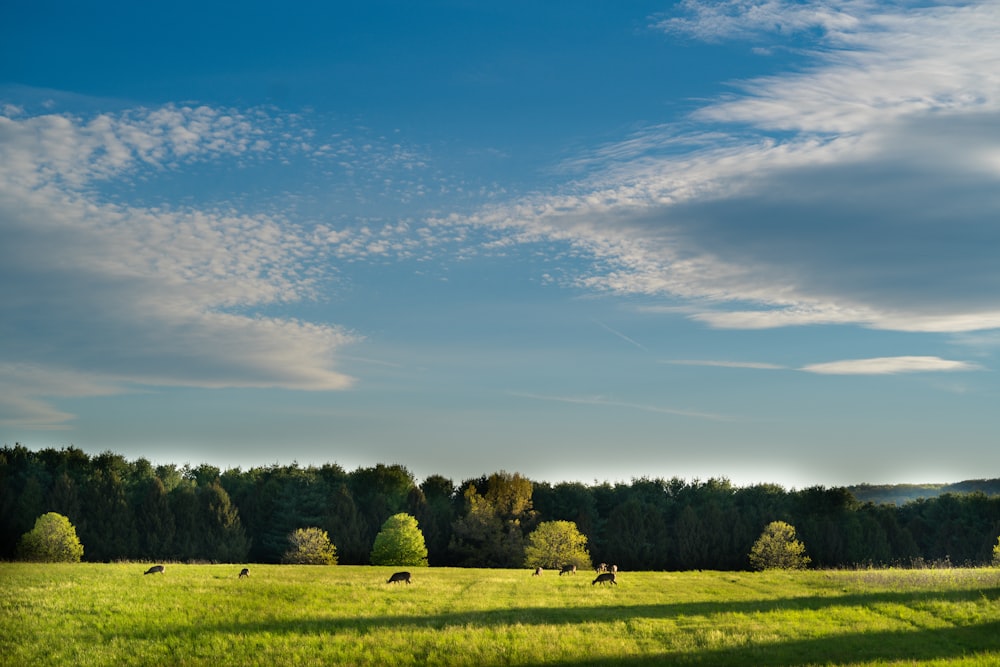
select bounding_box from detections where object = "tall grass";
[2,563,999,666]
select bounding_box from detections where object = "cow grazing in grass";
[239,568,249,579]
[533,567,542,576]
[610,564,618,574]
[387,571,411,584]
[592,572,617,586]
[144,565,165,575]
[559,564,577,576]
[596,563,608,573]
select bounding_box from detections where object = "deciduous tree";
[523,520,592,570]
[282,527,338,565]
[749,520,811,570]
[370,513,429,566]
[17,512,84,562]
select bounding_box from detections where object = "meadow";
[2,563,999,666]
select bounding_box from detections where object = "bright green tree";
[17,512,84,562]
[749,520,811,570]
[282,527,338,565]
[523,520,592,570]
[370,513,429,566]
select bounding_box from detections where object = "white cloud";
[0,107,363,427]
[660,356,982,376]
[447,0,1000,335]
[801,356,982,375]
[653,0,867,42]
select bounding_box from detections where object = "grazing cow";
[533,567,543,576]
[387,571,411,584]
[610,564,618,574]
[144,565,165,575]
[596,563,608,573]
[239,568,249,579]
[592,572,617,586]
[559,564,577,576]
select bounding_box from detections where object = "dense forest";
[3,444,1000,569]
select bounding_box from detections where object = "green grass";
[2,564,999,666]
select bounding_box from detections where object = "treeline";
[3,444,1000,569]
[848,480,1000,506]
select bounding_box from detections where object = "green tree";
[370,513,429,566]
[416,475,457,566]
[17,512,84,562]
[282,527,338,565]
[749,520,811,570]
[449,472,536,567]
[199,480,250,562]
[523,520,592,570]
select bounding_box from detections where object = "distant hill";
[847,479,1000,505]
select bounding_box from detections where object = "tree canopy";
[282,527,338,565]
[4,444,1000,570]
[749,521,811,571]
[370,513,429,566]
[523,520,592,571]
[17,512,84,562]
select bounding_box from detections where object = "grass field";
[2,563,999,666]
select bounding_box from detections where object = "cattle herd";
[541,562,620,585]
[140,563,621,587]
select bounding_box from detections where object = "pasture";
[2,563,999,666]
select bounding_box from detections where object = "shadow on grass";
[535,621,1000,666]
[127,587,1000,665]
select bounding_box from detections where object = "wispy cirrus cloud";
[801,356,983,375]
[662,356,983,375]
[662,359,786,370]
[508,391,731,421]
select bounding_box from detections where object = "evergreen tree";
[199,480,249,562]
[416,475,457,566]
[134,476,175,559]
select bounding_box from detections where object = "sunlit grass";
[1,564,999,665]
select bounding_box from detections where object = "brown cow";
[559,564,577,575]
[592,572,617,586]
[144,565,165,575]
[239,568,249,579]
[387,571,411,584]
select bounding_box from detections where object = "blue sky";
[2,0,999,489]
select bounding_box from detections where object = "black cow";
[387,571,411,584]
[239,568,249,579]
[144,565,165,575]
[592,572,617,586]
[532,567,543,576]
